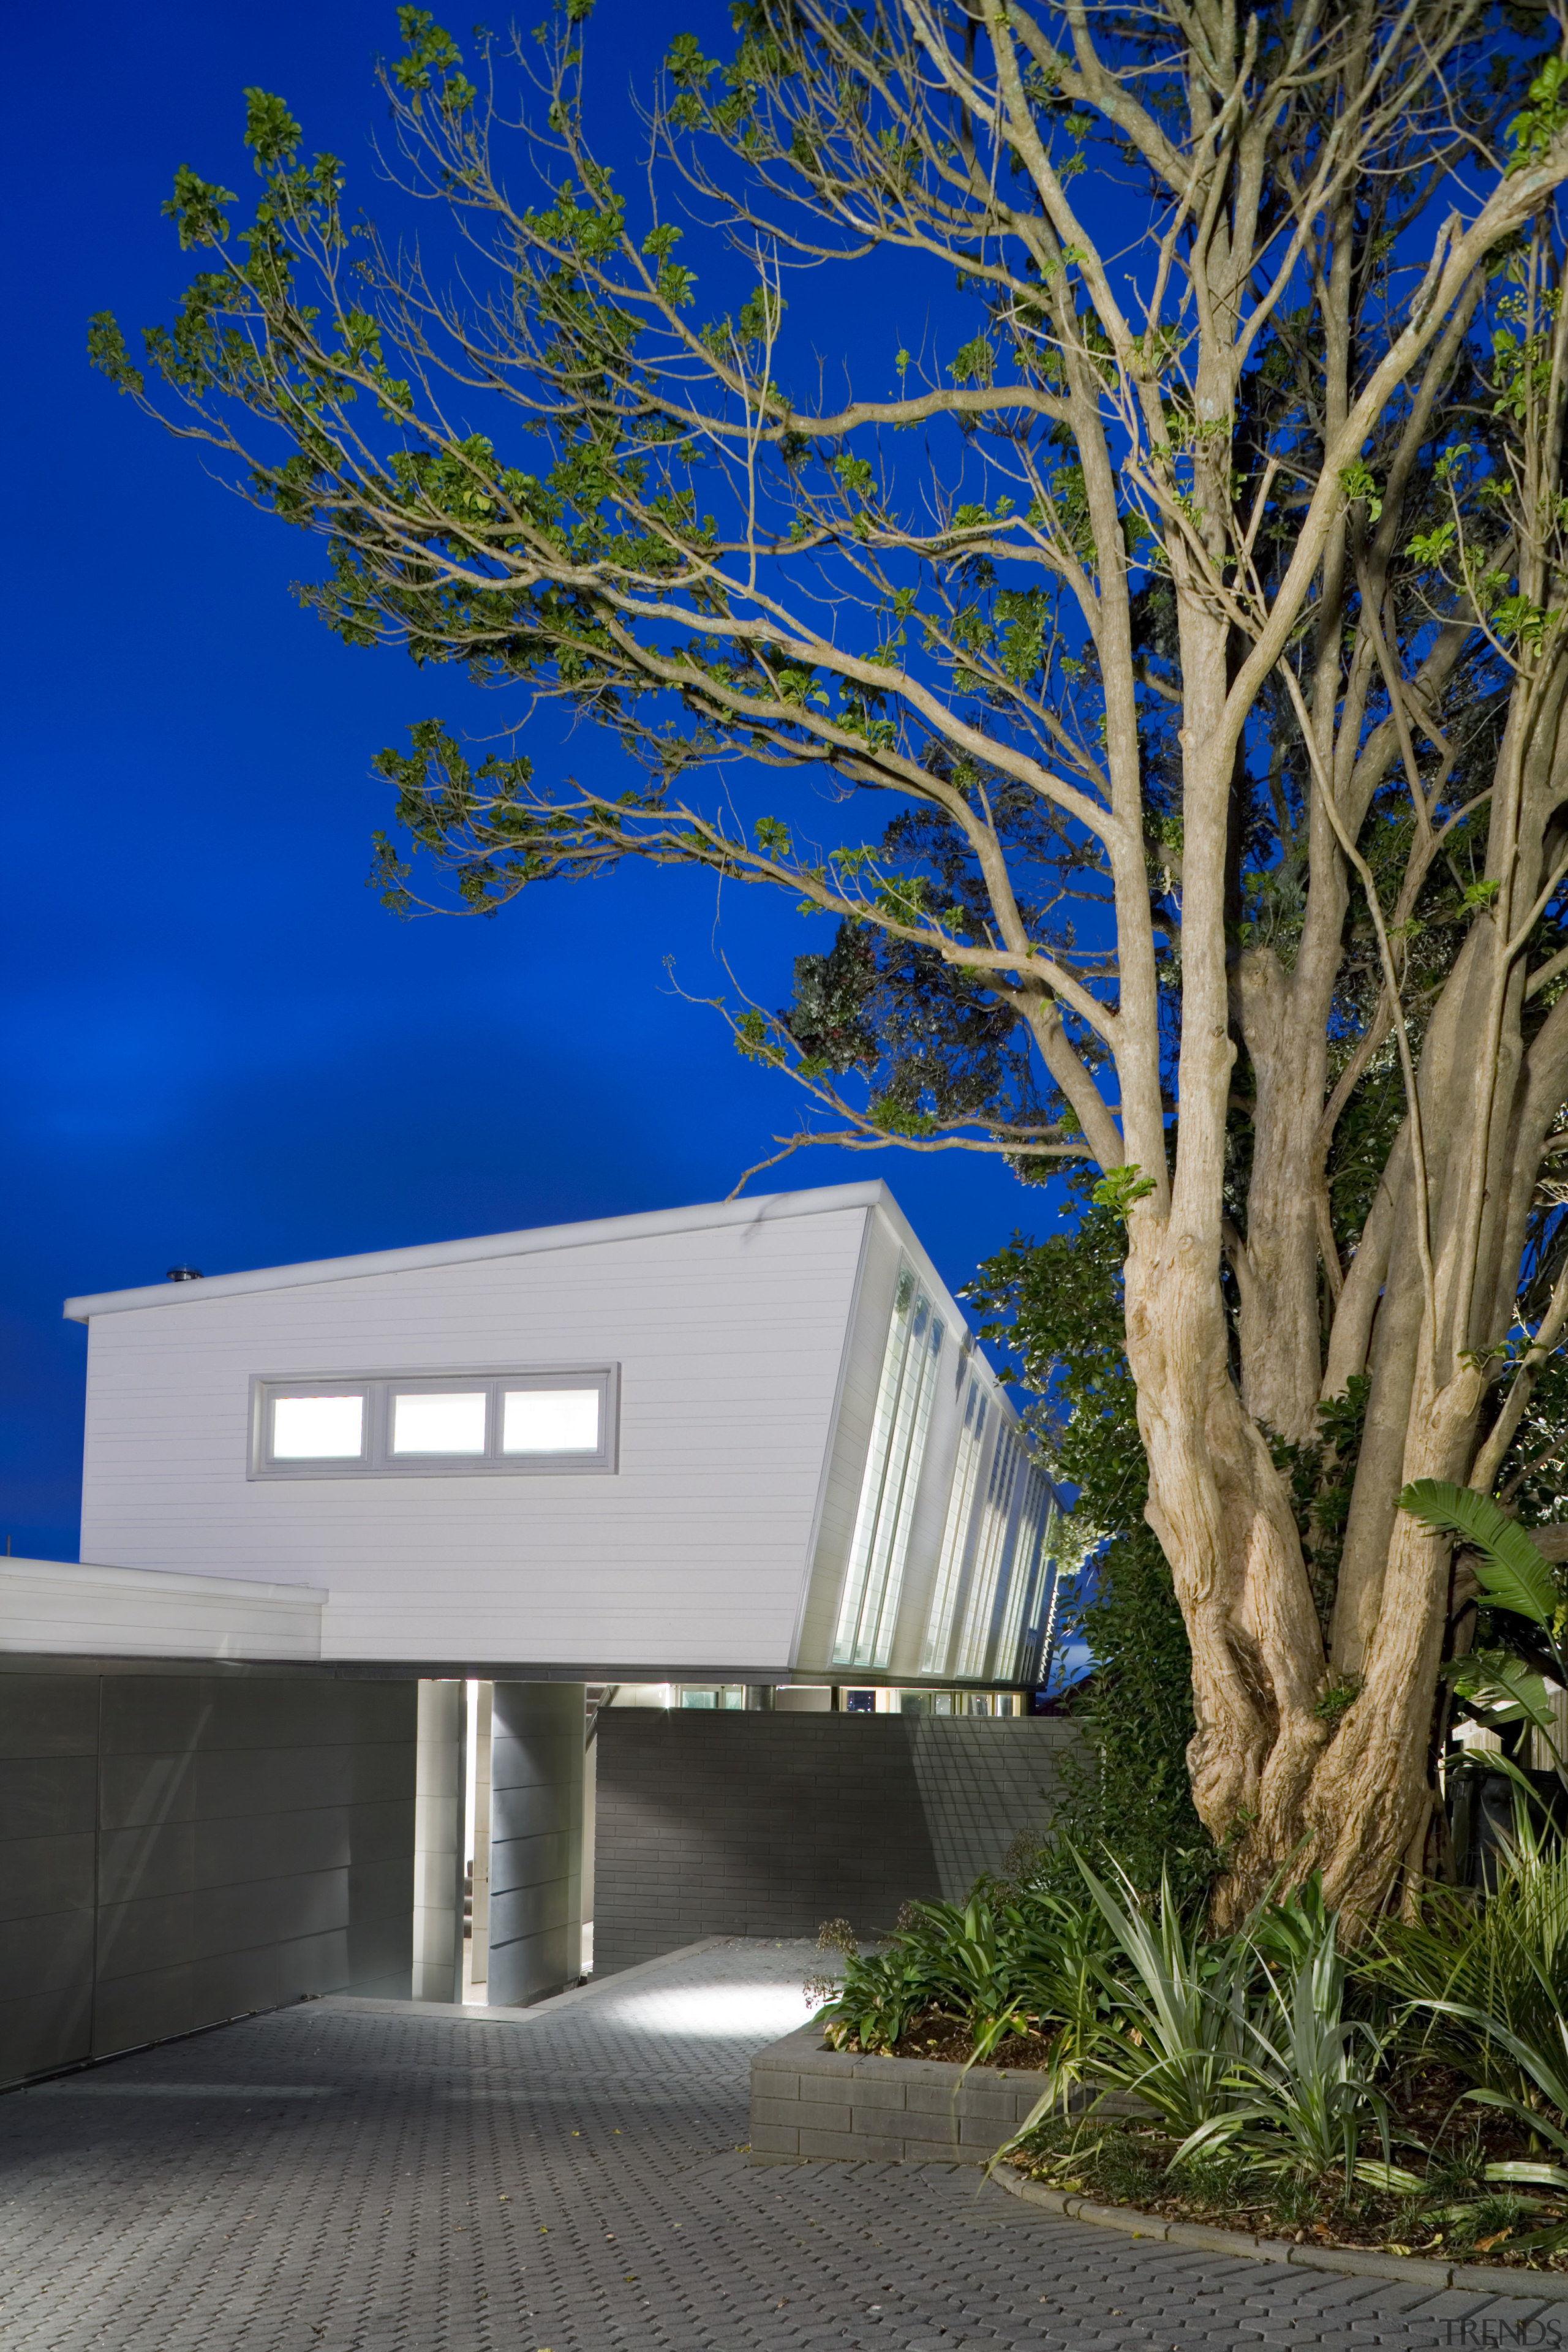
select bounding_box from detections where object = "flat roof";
[63,1179,945,1322]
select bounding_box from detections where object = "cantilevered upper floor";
[66,1183,1061,1684]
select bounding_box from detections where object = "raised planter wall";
[750,2019,1055,2165]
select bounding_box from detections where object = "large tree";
[91,0,1568,1923]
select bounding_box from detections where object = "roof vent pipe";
[165,1265,204,1282]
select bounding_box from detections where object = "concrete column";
[466,1683,492,1999]
[412,1680,465,2002]
[488,1682,585,2007]
[581,1724,597,1977]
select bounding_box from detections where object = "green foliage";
[1028,1855,1254,2141]
[1339,461,1384,521]
[1507,53,1568,175]
[1001,1864,1392,2195]
[1400,1480,1568,1775]
[1368,1799,1568,2108]
[1194,1908,1395,2193]
[1401,1482,1561,1624]
[1088,1165,1157,1224]
[818,1826,1568,2245]
[816,1880,1118,2058]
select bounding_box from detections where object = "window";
[393,1389,486,1456]
[952,1428,1022,1678]
[271,1393,365,1461]
[833,1267,945,1671]
[249,1368,618,1479]
[921,1378,989,1675]
[994,1468,1055,1681]
[502,1387,600,1453]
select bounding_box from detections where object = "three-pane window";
[250,1370,617,1477]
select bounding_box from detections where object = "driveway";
[0,1938,1540,2350]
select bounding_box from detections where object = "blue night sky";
[3,0,1068,1564]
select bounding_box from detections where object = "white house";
[0,1183,1078,2082]
[64,1182,1061,1691]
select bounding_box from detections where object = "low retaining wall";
[750,2019,1056,2165]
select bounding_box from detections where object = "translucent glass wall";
[993,1469,1055,1678]
[920,1376,989,1675]
[952,1429,1023,1678]
[832,1267,945,1670]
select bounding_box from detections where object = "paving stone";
[0,1937,1559,2351]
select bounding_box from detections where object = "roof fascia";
[63,1181,895,1323]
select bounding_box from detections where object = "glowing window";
[271,1393,364,1460]
[393,1390,487,1455]
[251,1368,617,1478]
[921,1379,989,1675]
[833,1266,945,1672]
[503,1389,600,1453]
[954,1429,1023,1679]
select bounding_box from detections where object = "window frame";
[248,1366,620,1480]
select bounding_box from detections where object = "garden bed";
[1001,2088,1568,2271]
[870,2005,1057,2069]
[750,2026,1568,2297]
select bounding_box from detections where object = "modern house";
[1,1183,1076,2090]
[66,1182,1059,1688]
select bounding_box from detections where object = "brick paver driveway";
[0,1939,1544,2351]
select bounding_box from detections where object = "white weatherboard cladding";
[78,1208,870,1668]
[0,1557,325,1661]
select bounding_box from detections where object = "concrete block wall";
[594,1711,1085,1973]
[488,1681,584,2007]
[411,1679,463,2003]
[750,2021,1049,2163]
[0,1666,417,2089]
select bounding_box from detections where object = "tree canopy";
[91,0,1568,1923]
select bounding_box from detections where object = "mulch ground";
[839,2026,1568,2269]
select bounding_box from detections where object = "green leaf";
[1507,55,1568,175]
[243,89,303,175]
[1090,1165,1157,1224]
[1338,460,1383,522]
[1398,1480,1559,1625]
[86,313,143,396]
[1355,2161,1425,2194]
[1441,1648,1557,1740]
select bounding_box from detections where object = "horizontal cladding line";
[88,1321,864,1359]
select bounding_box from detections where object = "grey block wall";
[750,2020,1140,2163]
[0,1668,417,2089]
[488,1681,584,2007]
[593,1711,1085,1973]
[750,2021,1046,2163]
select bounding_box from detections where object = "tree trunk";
[1131,654,1568,1928]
